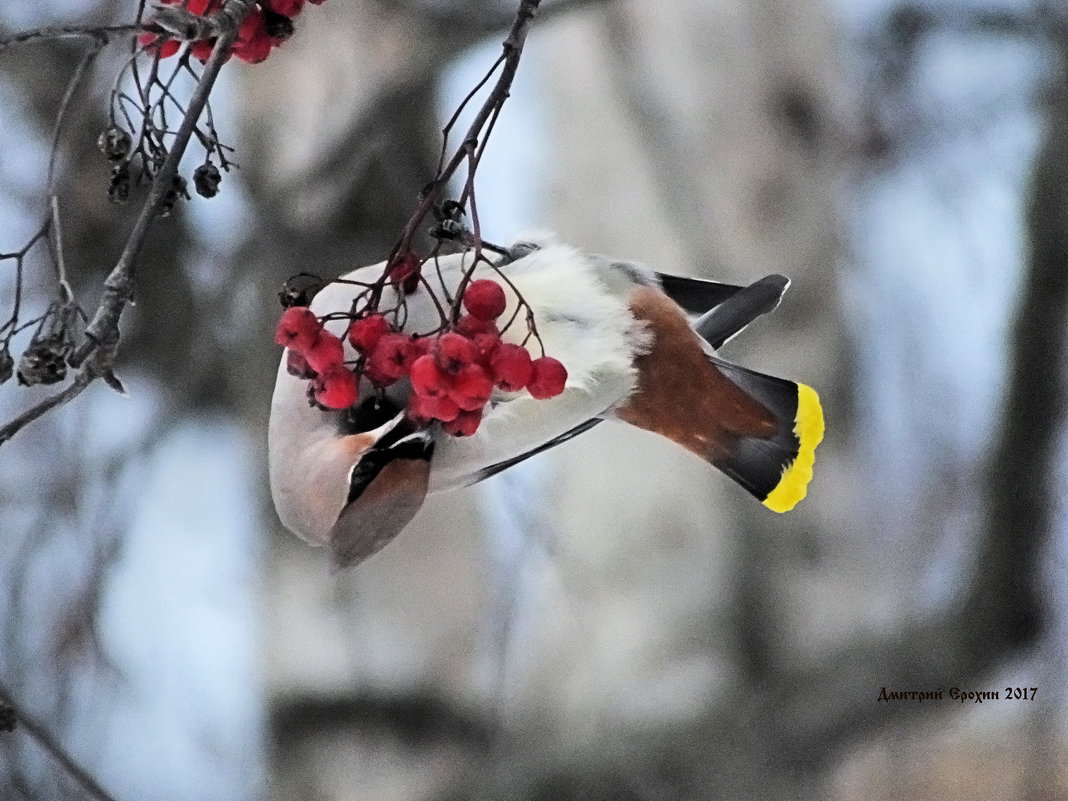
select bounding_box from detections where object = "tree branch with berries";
[0,0,324,447]
[274,0,572,439]
[1,0,562,448]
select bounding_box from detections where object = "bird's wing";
[694,275,790,349]
[655,273,746,315]
[463,417,603,486]
[328,428,434,569]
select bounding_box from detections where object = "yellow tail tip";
[763,383,825,513]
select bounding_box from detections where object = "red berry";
[156,0,218,12]
[275,306,321,352]
[265,0,304,15]
[190,40,213,62]
[446,364,494,411]
[150,0,220,57]
[472,331,501,369]
[527,356,568,399]
[367,333,415,384]
[312,366,359,409]
[185,0,218,13]
[140,33,181,58]
[408,393,460,423]
[462,279,507,321]
[347,314,390,354]
[409,354,448,398]
[455,314,498,339]
[406,335,431,361]
[456,320,501,369]
[286,349,315,379]
[233,8,273,63]
[442,408,483,437]
[434,332,478,374]
[490,343,533,392]
[387,251,422,295]
[304,330,345,373]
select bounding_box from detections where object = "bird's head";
[269,398,434,568]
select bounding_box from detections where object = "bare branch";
[0,365,95,447]
[379,0,542,300]
[69,1,253,370]
[47,37,108,191]
[376,0,605,34]
[0,24,147,54]
[0,681,121,801]
[0,1,254,449]
[748,29,1068,767]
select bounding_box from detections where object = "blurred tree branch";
[0,24,145,53]
[373,0,606,36]
[0,682,120,801]
[657,17,1068,791]
[756,26,1068,773]
[0,1,252,449]
[276,0,610,222]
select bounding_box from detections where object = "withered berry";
[108,163,131,204]
[97,127,132,162]
[193,162,222,198]
[0,346,13,385]
[286,349,315,379]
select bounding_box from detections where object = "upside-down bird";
[268,238,824,567]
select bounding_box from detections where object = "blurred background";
[1,0,1067,799]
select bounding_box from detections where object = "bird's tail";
[707,357,824,512]
[618,285,824,512]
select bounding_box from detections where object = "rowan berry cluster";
[274,278,568,437]
[141,0,327,63]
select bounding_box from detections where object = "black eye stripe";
[340,396,401,436]
[346,432,434,506]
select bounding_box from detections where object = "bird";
[268,237,825,568]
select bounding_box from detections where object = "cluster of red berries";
[274,278,568,437]
[141,0,326,64]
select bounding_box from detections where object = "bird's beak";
[328,413,434,569]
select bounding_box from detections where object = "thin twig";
[48,197,73,302]
[0,219,51,343]
[0,2,252,449]
[0,24,148,54]
[373,0,542,312]
[70,0,252,369]
[0,368,96,447]
[0,681,120,801]
[398,0,540,254]
[47,36,107,192]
